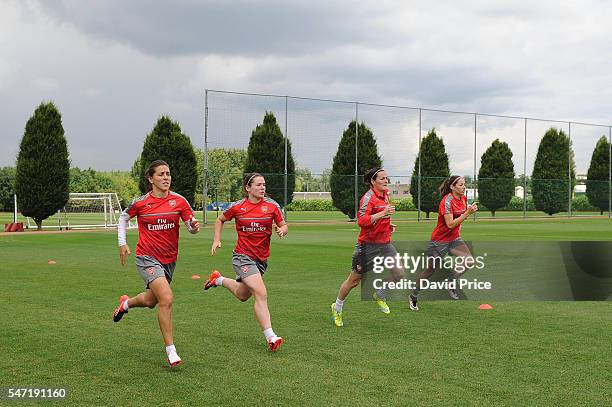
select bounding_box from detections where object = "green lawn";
[3,209,610,231]
[1,218,611,406]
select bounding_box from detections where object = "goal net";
[26,192,134,229]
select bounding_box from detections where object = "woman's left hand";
[275,224,288,238]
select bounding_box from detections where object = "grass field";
[1,218,611,406]
[2,209,610,230]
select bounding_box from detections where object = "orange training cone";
[479,303,493,310]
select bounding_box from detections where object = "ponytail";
[439,175,463,196]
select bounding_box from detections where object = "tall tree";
[532,128,575,215]
[15,102,70,229]
[139,116,198,205]
[0,167,16,212]
[130,155,141,183]
[330,121,382,219]
[244,112,295,206]
[478,139,515,216]
[409,129,450,218]
[585,136,611,215]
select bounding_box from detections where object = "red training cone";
[191,274,201,280]
[479,303,493,310]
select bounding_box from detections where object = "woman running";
[204,172,288,352]
[330,168,405,327]
[409,175,477,310]
[112,160,200,366]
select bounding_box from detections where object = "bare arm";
[444,203,478,229]
[274,220,288,238]
[211,214,227,255]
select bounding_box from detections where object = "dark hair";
[243,172,264,196]
[439,175,463,196]
[145,160,170,192]
[364,168,385,186]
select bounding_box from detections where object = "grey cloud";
[35,0,385,57]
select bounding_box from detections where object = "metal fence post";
[203,89,209,224]
[523,118,527,218]
[354,102,359,220]
[473,113,477,221]
[417,108,422,222]
[284,95,288,218]
[568,122,572,218]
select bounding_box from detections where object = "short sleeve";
[179,197,195,222]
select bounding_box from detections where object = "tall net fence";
[204,90,612,222]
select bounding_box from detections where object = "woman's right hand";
[384,205,396,217]
[119,244,131,266]
[467,203,478,215]
[211,240,222,256]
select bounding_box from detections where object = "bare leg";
[127,290,158,309]
[240,273,271,330]
[148,277,174,346]
[412,266,435,297]
[449,243,474,277]
[337,271,362,301]
[220,277,252,302]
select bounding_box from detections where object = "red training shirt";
[356,188,392,244]
[125,191,194,264]
[430,193,467,242]
[223,197,284,262]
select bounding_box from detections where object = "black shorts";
[351,242,399,274]
[426,238,466,258]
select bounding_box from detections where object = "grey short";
[135,255,176,289]
[426,238,466,258]
[352,242,399,274]
[232,252,268,282]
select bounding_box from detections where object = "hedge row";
[284,196,600,212]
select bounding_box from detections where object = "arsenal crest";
[169,199,176,208]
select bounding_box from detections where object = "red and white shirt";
[356,188,392,244]
[124,191,194,264]
[224,197,284,262]
[430,193,467,242]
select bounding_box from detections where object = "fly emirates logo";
[242,221,267,233]
[148,218,176,231]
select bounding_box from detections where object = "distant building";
[388,183,411,199]
[293,191,331,200]
[515,186,524,198]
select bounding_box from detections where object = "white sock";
[334,297,344,313]
[215,276,225,287]
[263,327,276,341]
[375,288,386,300]
[123,299,129,311]
[165,344,176,355]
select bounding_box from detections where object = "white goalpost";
[25,192,134,230]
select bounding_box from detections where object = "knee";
[252,289,268,302]
[238,294,250,302]
[157,293,173,308]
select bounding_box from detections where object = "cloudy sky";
[1,0,611,176]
